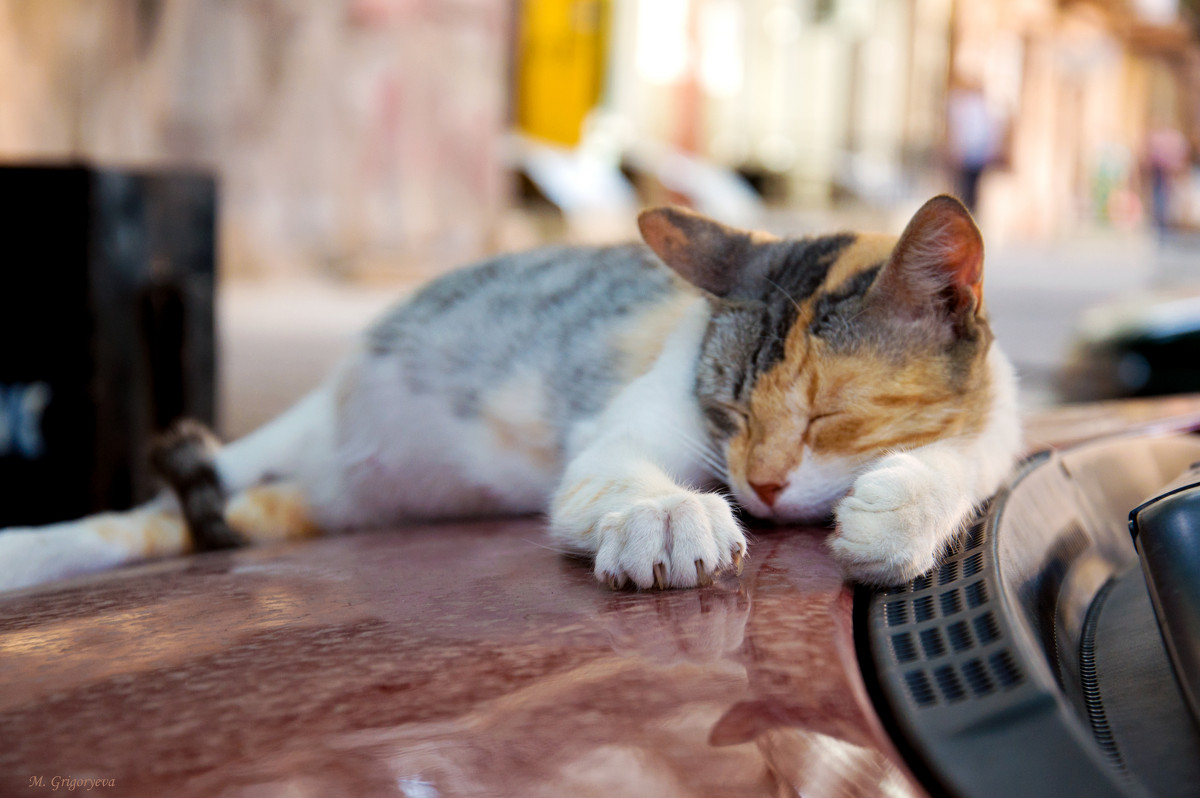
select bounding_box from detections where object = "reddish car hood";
[5,396,1200,797]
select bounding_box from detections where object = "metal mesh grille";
[879,517,1025,708]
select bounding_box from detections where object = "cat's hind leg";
[0,481,323,592]
[0,502,189,591]
[146,378,338,553]
[154,418,327,547]
[0,382,339,592]
[150,419,247,551]
[223,483,322,544]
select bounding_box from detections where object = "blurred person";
[946,79,1003,213]
[1144,121,1189,238]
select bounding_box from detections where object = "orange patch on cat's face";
[726,335,991,491]
[824,233,895,288]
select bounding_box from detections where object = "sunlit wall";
[0,0,511,280]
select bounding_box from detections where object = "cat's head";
[639,195,995,522]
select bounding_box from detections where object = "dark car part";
[862,434,1200,798]
[1129,466,1200,724]
[0,165,216,526]
[1060,293,1200,401]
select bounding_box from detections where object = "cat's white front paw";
[593,491,745,590]
[830,454,961,586]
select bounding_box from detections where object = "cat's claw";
[593,491,745,590]
[614,557,729,591]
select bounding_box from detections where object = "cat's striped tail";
[0,419,320,592]
[148,419,245,551]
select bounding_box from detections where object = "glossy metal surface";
[1022,394,1200,450]
[5,395,1200,797]
[0,521,919,797]
[990,434,1200,798]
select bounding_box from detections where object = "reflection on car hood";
[0,519,920,797]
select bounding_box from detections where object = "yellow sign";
[516,0,610,147]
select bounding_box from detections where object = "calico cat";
[0,195,1020,592]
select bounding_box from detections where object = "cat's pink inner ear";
[637,206,750,297]
[888,195,984,315]
[638,207,694,269]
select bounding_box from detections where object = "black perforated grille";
[877,519,1026,708]
[862,452,1140,798]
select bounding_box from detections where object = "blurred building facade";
[0,0,511,280]
[2,0,1199,281]
[599,0,1200,240]
[604,0,954,208]
[952,0,1200,240]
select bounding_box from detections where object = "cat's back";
[367,243,680,351]
[360,241,699,423]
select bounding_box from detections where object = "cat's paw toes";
[829,458,942,585]
[828,518,937,586]
[594,492,745,590]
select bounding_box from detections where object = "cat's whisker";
[765,277,803,314]
[685,437,724,470]
[681,443,722,478]
[708,461,734,484]
[663,423,730,482]
[674,427,722,466]
[708,485,737,503]
[679,436,732,484]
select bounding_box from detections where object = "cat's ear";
[638,206,774,297]
[873,195,984,325]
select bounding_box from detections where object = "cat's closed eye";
[805,410,860,447]
[718,402,750,424]
[706,401,749,434]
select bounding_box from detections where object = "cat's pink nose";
[750,481,786,508]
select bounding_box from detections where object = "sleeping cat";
[0,195,1020,592]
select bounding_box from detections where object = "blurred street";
[985,234,1164,409]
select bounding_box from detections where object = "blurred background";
[3,0,1200,443]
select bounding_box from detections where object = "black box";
[0,165,216,526]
